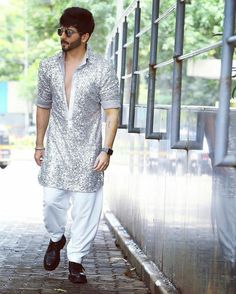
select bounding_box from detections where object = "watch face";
[102,147,113,155]
[107,148,113,155]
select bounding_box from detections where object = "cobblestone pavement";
[0,219,150,294]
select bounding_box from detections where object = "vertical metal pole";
[110,38,114,65]
[128,1,141,133]
[108,42,112,62]
[114,30,119,74]
[170,0,185,148]
[116,0,123,83]
[215,0,236,166]
[145,0,160,139]
[119,18,128,128]
[196,112,205,145]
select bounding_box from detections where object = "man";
[34,7,120,284]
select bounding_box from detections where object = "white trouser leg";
[43,186,70,242]
[67,187,103,264]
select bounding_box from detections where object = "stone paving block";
[0,219,150,294]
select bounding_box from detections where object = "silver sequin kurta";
[36,48,120,192]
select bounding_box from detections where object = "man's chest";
[64,65,76,91]
[64,64,78,106]
[50,65,100,105]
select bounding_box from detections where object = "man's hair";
[60,7,95,37]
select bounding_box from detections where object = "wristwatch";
[101,147,113,155]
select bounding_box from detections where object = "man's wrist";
[101,147,113,156]
[35,146,45,151]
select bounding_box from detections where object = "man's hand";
[35,106,50,166]
[34,149,44,166]
[92,152,110,171]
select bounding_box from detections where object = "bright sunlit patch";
[0,0,9,6]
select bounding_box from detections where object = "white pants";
[43,186,103,264]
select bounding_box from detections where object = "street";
[0,150,150,294]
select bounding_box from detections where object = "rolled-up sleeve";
[99,63,120,109]
[36,60,52,109]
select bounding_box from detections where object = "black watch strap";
[102,147,113,155]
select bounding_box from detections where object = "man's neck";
[65,45,87,63]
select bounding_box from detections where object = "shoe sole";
[68,274,87,284]
[43,237,66,271]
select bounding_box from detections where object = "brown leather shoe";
[68,261,87,283]
[43,235,66,271]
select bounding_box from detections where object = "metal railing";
[107,0,236,165]
[215,0,236,166]
[128,1,141,133]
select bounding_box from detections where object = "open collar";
[57,46,95,68]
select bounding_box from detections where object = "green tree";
[0,0,117,107]
[0,0,26,81]
[0,0,230,107]
[136,0,225,105]
[0,0,117,87]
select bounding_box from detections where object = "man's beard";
[61,36,82,52]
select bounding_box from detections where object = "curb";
[104,211,179,294]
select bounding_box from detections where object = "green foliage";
[0,0,117,103]
[0,0,25,80]
[138,0,225,106]
[18,61,39,102]
[0,0,230,106]
[120,0,225,106]
[182,77,219,106]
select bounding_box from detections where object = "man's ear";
[81,33,90,43]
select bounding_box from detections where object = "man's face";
[59,26,82,52]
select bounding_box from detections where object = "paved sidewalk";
[0,219,150,294]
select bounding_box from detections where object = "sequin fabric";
[36,48,120,192]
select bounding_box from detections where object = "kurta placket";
[36,48,120,192]
[62,53,88,127]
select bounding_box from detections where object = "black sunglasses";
[57,27,78,38]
